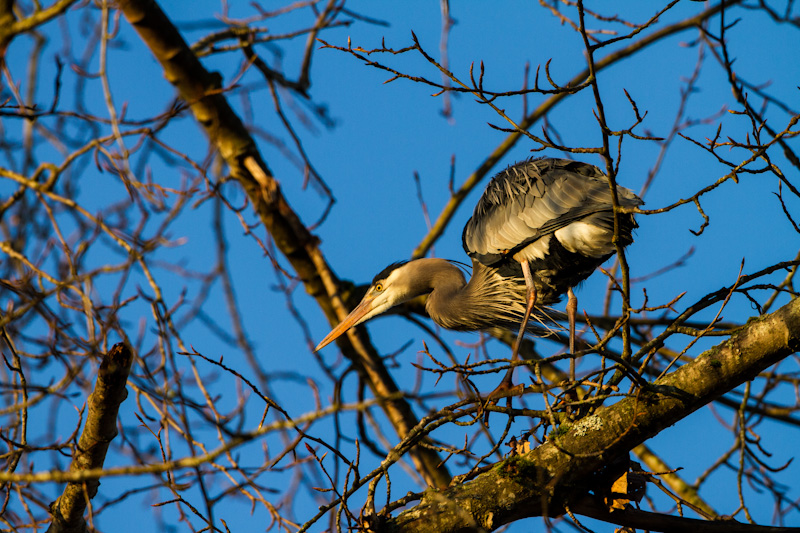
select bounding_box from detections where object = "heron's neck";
[425,259,528,332]
[412,258,466,297]
[415,258,475,330]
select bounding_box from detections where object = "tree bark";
[47,343,134,533]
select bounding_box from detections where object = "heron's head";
[315,261,417,351]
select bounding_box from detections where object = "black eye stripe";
[372,261,407,284]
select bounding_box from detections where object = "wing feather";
[462,158,643,266]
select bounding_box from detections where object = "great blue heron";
[316,158,642,391]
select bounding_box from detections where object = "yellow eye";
[374,283,384,292]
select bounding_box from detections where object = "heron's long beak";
[315,296,376,351]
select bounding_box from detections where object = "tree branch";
[47,343,134,533]
[116,0,450,487]
[573,496,800,533]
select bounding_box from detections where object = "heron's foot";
[485,379,525,402]
[482,378,524,425]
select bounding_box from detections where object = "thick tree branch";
[46,343,134,533]
[386,297,800,532]
[116,0,450,487]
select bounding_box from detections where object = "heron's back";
[462,158,643,303]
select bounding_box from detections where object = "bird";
[315,158,642,393]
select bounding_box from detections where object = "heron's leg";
[567,287,577,381]
[512,260,537,362]
[484,262,535,422]
[492,260,536,395]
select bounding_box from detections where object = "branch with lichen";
[383,296,800,532]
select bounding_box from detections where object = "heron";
[315,158,642,394]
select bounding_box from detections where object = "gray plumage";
[463,158,643,306]
[315,158,642,352]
